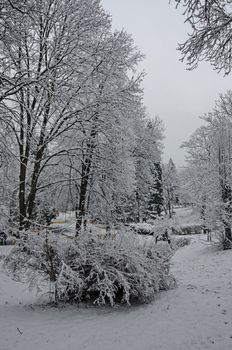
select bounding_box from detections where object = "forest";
[1,1,232,350]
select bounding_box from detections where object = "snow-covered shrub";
[172,236,191,249]
[4,231,175,306]
[215,231,232,250]
[172,224,202,235]
[222,236,232,250]
[171,227,184,235]
[129,223,155,236]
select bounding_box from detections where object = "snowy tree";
[132,116,164,222]
[0,0,145,231]
[0,123,18,229]
[182,91,232,248]
[47,30,144,232]
[0,0,114,229]
[175,0,232,74]
[147,162,163,219]
[54,106,164,230]
[0,0,166,235]
[162,158,179,218]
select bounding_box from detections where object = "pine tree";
[163,158,179,218]
[148,162,163,219]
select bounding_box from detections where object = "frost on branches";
[4,232,175,306]
[181,91,232,249]
[175,0,232,75]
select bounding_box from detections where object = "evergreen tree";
[148,162,163,219]
[163,158,179,218]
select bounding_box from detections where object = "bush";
[215,231,232,250]
[222,237,232,250]
[4,231,175,306]
[129,223,156,236]
[172,236,191,249]
[172,224,202,235]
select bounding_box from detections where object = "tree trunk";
[76,160,91,235]
[224,222,232,241]
[19,160,27,230]
[75,121,97,235]
[222,184,232,243]
[168,201,172,219]
[26,147,45,227]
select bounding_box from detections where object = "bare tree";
[182,91,232,247]
[0,0,115,229]
[175,0,232,74]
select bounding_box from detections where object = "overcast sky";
[101,0,232,166]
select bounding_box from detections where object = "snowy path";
[0,236,232,350]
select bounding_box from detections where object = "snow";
[173,206,202,227]
[1,235,232,350]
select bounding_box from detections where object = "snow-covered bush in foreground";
[4,232,175,306]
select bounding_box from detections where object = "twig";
[17,327,23,335]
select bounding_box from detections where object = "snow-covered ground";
[1,235,232,350]
[172,206,202,227]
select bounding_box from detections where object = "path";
[0,235,232,350]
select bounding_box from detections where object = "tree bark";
[76,161,90,234]
[75,125,97,235]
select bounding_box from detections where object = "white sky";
[101,0,232,166]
